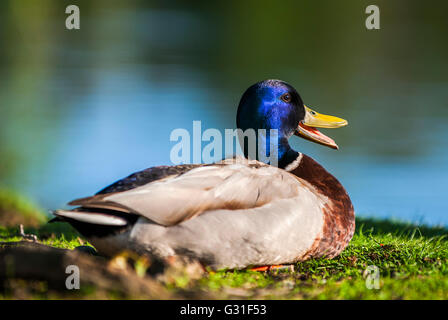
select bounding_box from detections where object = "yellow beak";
[295,105,348,149]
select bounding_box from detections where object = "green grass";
[188,222,448,299]
[0,225,85,250]
[0,190,447,299]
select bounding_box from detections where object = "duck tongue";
[295,122,339,150]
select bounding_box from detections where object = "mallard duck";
[53,79,354,270]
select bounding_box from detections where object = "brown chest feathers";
[290,154,355,259]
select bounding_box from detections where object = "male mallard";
[54,79,355,270]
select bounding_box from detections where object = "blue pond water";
[0,3,447,226]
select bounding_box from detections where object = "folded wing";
[63,158,303,227]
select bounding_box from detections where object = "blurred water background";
[0,0,447,225]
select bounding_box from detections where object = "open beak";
[295,106,348,150]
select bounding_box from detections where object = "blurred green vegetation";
[0,188,46,227]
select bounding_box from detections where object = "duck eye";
[281,93,291,103]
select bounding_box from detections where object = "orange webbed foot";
[249,264,294,272]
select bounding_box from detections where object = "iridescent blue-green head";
[236,79,348,168]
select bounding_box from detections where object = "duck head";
[236,79,347,167]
